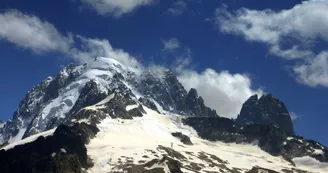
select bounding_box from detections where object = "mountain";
[0,57,327,173]
[0,57,218,145]
[236,94,295,135]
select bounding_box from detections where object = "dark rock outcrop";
[183,116,328,163]
[69,92,146,125]
[138,97,159,113]
[282,137,328,163]
[236,94,294,135]
[171,132,193,145]
[43,64,77,102]
[116,155,183,173]
[183,117,243,143]
[247,167,278,173]
[185,88,217,117]
[0,123,98,173]
[139,71,218,117]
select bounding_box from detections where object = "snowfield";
[1,128,56,151]
[87,107,328,173]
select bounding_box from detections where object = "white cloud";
[293,51,328,87]
[167,0,188,15]
[270,45,314,60]
[162,38,180,51]
[0,10,72,54]
[0,9,144,75]
[215,0,328,87]
[290,112,298,121]
[79,0,154,17]
[178,68,263,118]
[215,1,328,59]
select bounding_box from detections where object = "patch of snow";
[287,137,294,141]
[60,148,67,153]
[313,148,324,155]
[84,93,115,111]
[126,104,139,111]
[2,128,56,151]
[77,119,90,124]
[51,152,57,157]
[96,93,115,106]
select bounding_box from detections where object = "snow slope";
[1,128,56,151]
[87,107,328,173]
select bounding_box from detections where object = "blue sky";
[0,0,328,145]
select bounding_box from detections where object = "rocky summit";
[0,57,327,173]
[236,94,295,135]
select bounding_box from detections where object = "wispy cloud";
[290,112,298,121]
[215,0,328,87]
[293,51,328,87]
[70,36,144,75]
[162,38,180,51]
[167,1,188,15]
[0,10,72,54]
[78,0,154,18]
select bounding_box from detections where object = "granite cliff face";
[236,94,295,135]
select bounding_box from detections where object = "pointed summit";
[236,94,294,135]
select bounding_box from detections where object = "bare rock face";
[236,94,295,135]
[171,132,193,145]
[183,116,328,163]
[139,71,218,117]
[184,88,217,117]
[0,123,99,173]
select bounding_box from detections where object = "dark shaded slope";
[0,123,99,173]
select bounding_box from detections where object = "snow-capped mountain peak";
[0,57,218,145]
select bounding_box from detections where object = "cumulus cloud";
[167,1,188,15]
[178,68,263,118]
[215,1,328,59]
[0,10,72,54]
[215,0,328,87]
[162,38,180,51]
[167,42,263,119]
[0,9,144,74]
[79,0,154,17]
